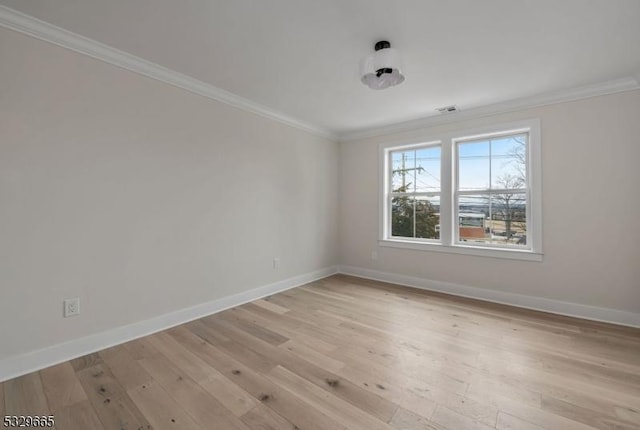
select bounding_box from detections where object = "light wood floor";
[2,275,640,430]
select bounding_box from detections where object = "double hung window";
[380,119,542,261]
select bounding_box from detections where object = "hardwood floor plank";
[206,298,450,421]
[540,395,639,430]
[189,317,399,422]
[3,275,639,430]
[166,328,346,430]
[136,352,188,384]
[69,353,103,372]
[127,381,202,430]
[198,377,258,418]
[497,412,546,430]
[267,365,393,430]
[240,403,296,430]
[54,400,105,430]
[138,348,256,421]
[332,363,437,421]
[430,405,495,430]
[4,373,51,416]
[329,341,470,395]
[278,339,345,373]
[483,394,598,430]
[75,364,153,430]
[134,352,250,430]
[122,337,161,360]
[160,376,252,430]
[500,364,638,415]
[252,299,289,315]
[540,353,640,394]
[146,332,221,382]
[470,348,640,419]
[230,305,339,354]
[466,375,542,408]
[328,276,609,346]
[99,345,154,391]
[205,357,347,430]
[218,309,290,346]
[388,407,443,430]
[192,322,277,374]
[615,406,640,427]
[331,276,640,370]
[40,362,87,413]
[417,388,497,427]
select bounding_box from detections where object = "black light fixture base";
[376,67,393,77]
[374,40,391,51]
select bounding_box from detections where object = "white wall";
[0,27,339,361]
[340,90,640,315]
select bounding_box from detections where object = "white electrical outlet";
[273,257,280,269]
[64,298,80,318]
[371,251,378,260]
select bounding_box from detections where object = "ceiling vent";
[436,105,459,114]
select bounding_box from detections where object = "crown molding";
[0,5,336,141]
[338,76,640,142]
[2,5,638,145]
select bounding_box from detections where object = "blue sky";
[391,134,526,194]
[458,134,526,190]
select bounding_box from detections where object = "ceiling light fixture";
[360,41,405,90]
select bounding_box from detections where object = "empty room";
[1,1,639,429]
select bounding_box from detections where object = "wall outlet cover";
[63,298,80,318]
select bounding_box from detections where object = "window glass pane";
[391,150,416,193]
[490,192,527,246]
[458,195,490,243]
[457,193,527,247]
[415,146,441,192]
[391,196,414,238]
[415,195,440,239]
[491,134,527,189]
[458,141,490,191]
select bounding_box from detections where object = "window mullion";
[440,138,453,246]
[412,197,416,238]
[390,192,440,197]
[457,188,526,196]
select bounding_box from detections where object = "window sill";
[378,239,543,261]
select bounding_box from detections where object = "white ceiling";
[2,0,640,138]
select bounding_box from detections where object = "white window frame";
[379,119,542,261]
[385,141,442,243]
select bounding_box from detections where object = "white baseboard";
[338,265,640,328]
[0,266,338,382]
[3,264,636,381]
